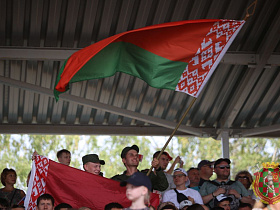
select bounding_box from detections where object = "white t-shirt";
[162,188,203,208]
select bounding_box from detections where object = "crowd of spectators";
[0,145,273,210]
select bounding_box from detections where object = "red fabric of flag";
[24,155,159,210]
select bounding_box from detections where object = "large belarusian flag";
[54,19,245,100]
[24,155,160,209]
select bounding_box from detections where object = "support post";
[221,130,230,158]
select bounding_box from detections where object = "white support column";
[221,130,230,158]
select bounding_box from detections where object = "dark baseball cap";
[214,158,231,168]
[198,160,214,170]
[82,154,105,165]
[120,171,152,191]
[121,145,139,158]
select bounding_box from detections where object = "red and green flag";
[54,19,245,101]
[25,155,160,209]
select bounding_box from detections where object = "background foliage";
[0,134,278,192]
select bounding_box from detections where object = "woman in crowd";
[0,168,25,207]
[235,170,256,200]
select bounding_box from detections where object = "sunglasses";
[237,176,249,180]
[172,174,186,178]
[216,165,230,169]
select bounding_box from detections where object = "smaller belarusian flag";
[24,155,160,209]
[54,19,245,100]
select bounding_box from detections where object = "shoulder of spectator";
[199,181,214,195]
[20,189,26,197]
[234,180,249,191]
[141,169,149,173]
[111,173,126,182]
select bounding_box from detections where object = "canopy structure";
[0,0,280,149]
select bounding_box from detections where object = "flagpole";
[244,0,257,21]
[146,97,197,176]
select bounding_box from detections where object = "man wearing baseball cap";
[214,194,232,210]
[82,154,105,176]
[197,160,214,187]
[111,145,168,192]
[199,158,253,210]
[162,168,203,209]
[152,151,176,193]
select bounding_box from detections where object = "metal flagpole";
[146,97,196,176]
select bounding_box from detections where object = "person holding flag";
[111,145,168,192]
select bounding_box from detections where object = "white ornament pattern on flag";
[27,156,49,210]
[175,20,245,97]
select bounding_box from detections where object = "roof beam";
[218,9,280,137]
[0,48,76,60]
[241,124,280,137]
[0,48,280,66]
[0,124,193,136]
[0,76,207,136]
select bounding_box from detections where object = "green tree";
[0,134,99,191]
[229,138,272,178]
[0,134,278,193]
[157,136,222,171]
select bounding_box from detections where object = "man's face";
[123,149,139,167]
[200,164,213,178]
[158,154,170,170]
[188,169,200,186]
[84,162,101,175]
[214,161,230,180]
[173,171,188,187]
[37,199,54,210]
[58,152,71,166]
[218,200,230,210]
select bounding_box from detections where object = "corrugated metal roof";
[0,0,280,139]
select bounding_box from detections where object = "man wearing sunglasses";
[199,158,253,210]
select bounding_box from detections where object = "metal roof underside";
[0,0,280,139]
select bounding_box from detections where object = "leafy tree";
[229,138,273,178]
[0,134,278,193]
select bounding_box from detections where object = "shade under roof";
[0,0,280,139]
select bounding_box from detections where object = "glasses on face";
[203,165,213,169]
[237,175,249,180]
[216,165,230,169]
[172,174,186,178]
